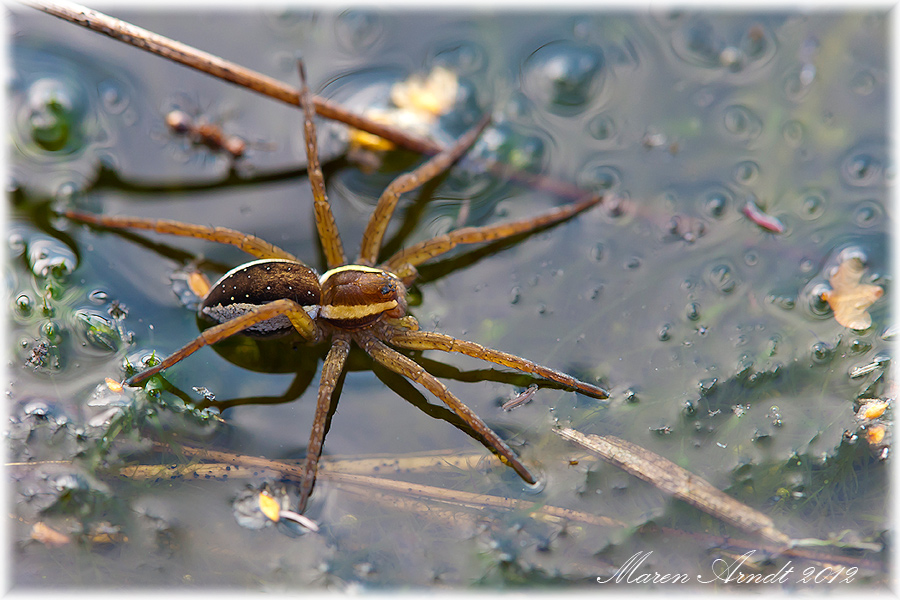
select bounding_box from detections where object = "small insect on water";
[502,384,539,411]
[165,109,248,158]
[65,62,608,515]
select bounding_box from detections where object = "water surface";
[8,8,890,590]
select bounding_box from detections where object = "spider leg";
[378,325,608,399]
[297,61,346,269]
[357,115,490,266]
[64,211,298,261]
[297,331,350,513]
[383,193,603,279]
[125,298,321,385]
[355,331,537,484]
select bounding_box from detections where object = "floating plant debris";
[349,66,459,153]
[390,66,459,119]
[501,384,538,411]
[821,257,884,330]
[741,200,784,233]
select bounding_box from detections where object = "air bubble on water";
[335,9,385,54]
[587,114,616,143]
[576,160,621,194]
[28,238,76,277]
[21,76,90,155]
[767,293,795,311]
[782,119,804,147]
[841,151,882,187]
[810,341,835,365]
[192,387,216,402]
[89,289,109,304]
[433,41,487,76]
[521,40,606,116]
[23,401,50,418]
[848,338,871,354]
[473,122,548,174]
[9,232,26,256]
[707,262,738,295]
[854,200,883,227]
[850,70,876,96]
[732,160,760,185]
[658,323,671,341]
[722,104,762,141]
[685,302,701,322]
[15,294,33,316]
[800,281,832,320]
[702,189,731,218]
[797,188,827,220]
[98,79,129,115]
[41,320,62,342]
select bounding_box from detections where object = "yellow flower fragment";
[821,257,884,330]
[257,492,282,523]
[391,66,459,118]
[866,424,886,445]
[863,400,889,420]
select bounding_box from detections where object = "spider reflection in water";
[65,64,608,515]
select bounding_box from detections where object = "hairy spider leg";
[126,298,321,386]
[64,211,299,261]
[380,325,608,399]
[297,331,350,512]
[382,193,603,278]
[297,62,345,269]
[356,114,491,266]
[355,331,538,484]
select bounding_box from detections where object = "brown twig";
[19,0,607,210]
[19,0,443,156]
[10,455,884,571]
[556,427,793,547]
[325,471,625,528]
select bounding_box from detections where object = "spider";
[64,63,608,513]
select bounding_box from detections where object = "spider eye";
[380,283,393,297]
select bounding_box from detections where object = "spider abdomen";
[319,265,407,330]
[200,258,321,337]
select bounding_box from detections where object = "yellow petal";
[822,257,884,330]
[391,66,458,117]
[866,424,886,445]
[863,401,888,420]
[31,522,71,547]
[258,492,281,522]
[347,109,398,152]
[188,270,211,298]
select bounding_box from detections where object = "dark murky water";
[8,8,890,590]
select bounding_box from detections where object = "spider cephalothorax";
[65,62,608,515]
[317,265,408,329]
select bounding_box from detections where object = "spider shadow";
[86,152,347,197]
[170,330,548,446]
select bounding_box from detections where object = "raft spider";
[66,64,608,513]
